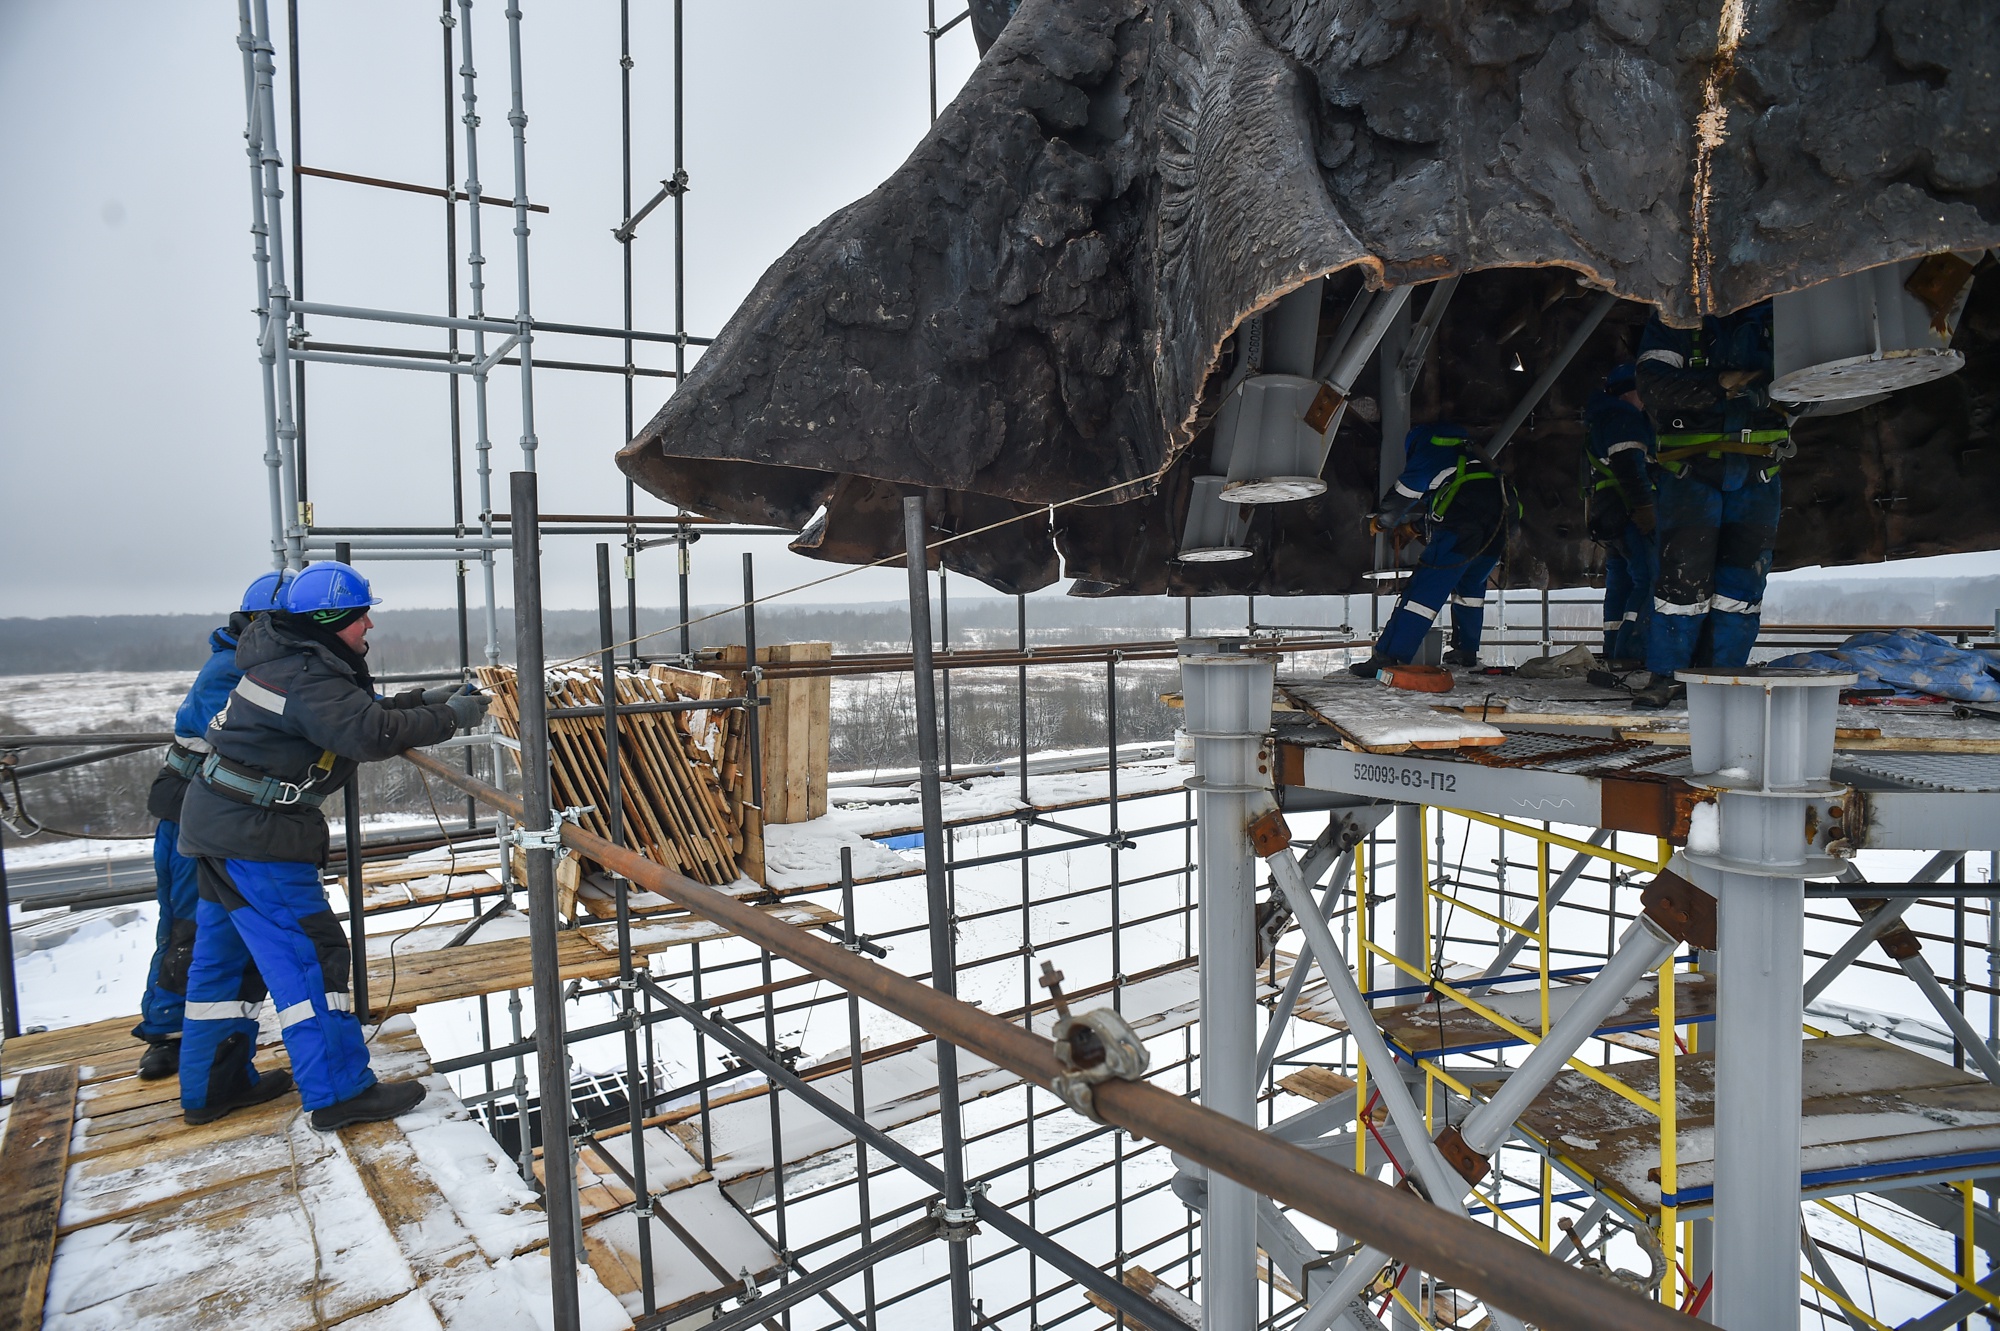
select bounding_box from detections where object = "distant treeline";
[4,577,1997,676]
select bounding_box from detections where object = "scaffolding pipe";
[236,0,287,571]
[503,0,539,469]
[401,747,1691,1331]
[1804,850,1965,1001]
[902,496,975,1331]
[508,471,582,1330]
[1464,829,1613,991]
[455,0,502,665]
[598,543,655,1311]
[248,0,303,568]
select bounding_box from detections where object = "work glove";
[420,683,465,704]
[1717,368,1766,399]
[1630,503,1657,535]
[444,687,492,731]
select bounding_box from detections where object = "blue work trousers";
[132,819,201,1043]
[1376,526,1501,663]
[180,858,374,1113]
[1645,469,1781,676]
[1601,522,1658,663]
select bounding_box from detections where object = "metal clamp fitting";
[511,824,563,852]
[1039,962,1151,1124]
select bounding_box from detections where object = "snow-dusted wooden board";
[1489,1034,2000,1215]
[1278,676,1505,754]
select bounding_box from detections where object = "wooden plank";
[1,1017,143,1078]
[1277,1066,1356,1104]
[0,1066,78,1331]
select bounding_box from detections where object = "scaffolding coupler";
[1038,961,1150,1124]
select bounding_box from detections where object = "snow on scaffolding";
[764,755,1193,892]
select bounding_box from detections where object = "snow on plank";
[42,1014,632,1330]
[0,1065,77,1331]
[764,758,1193,893]
[1279,676,1504,754]
[1494,1034,2000,1214]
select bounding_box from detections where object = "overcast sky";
[0,2,982,618]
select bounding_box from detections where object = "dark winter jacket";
[176,613,456,864]
[145,616,248,823]
[1582,391,1656,540]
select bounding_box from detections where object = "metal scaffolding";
[7,6,2000,1331]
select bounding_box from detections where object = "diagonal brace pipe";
[1805,852,1964,1002]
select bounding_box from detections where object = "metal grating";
[1833,751,2000,793]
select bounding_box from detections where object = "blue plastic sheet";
[1769,629,2000,703]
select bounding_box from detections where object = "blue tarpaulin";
[1769,629,2000,703]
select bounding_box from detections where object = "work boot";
[1442,648,1479,668]
[184,1069,295,1125]
[310,1078,428,1132]
[138,1039,180,1081]
[1345,656,1395,679]
[1628,673,1686,710]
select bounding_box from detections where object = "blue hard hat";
[1605,361,1638,393]
[240,571,292,614]
[285,560,382,619]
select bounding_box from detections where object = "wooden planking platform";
[2,1014,640,1330]
[1279,677,1505,753]
[1485,1034,2000,1218]
[0,1067,77,1331]
[1274,966,1715,1059]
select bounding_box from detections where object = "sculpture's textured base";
[618,0,2000,596]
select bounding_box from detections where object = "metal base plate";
[1177,545,1254,562]
[1772,347,1964,402]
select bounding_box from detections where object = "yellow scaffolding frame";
[1325,804,1993,1320]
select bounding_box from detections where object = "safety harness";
[1429,443,1504,520]
[1655,429,1794,480]
[163,741,207,781]
[1650,325,1793,480]
[199,748,338,809]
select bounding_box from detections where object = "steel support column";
[902,497,974,1331]
[509,470,583,1331]
[1679,667,1850,1331]
[1178,639,1274,1331]
[1393,804,1425,1005]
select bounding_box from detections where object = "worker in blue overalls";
[176,561,490,1126]
[132,571,290,1080]
[1583,363,1658,668]
[1630,300,1790,707]
[1350,423,1513,677]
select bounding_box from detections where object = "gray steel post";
[1179,639,1275,1331]
[1677,667,1851,1331]
[510,471,583,1331]
[1393,804,1425,1004]
[455,0,502,664]
[901,497,974,1330]
[0,818,18,1039]
[598,544,654,1312]
[247,0,303,569]
[235,1,287,571]
[502,0,538,469]
[344,776,368,1021]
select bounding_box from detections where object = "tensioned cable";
[543,470,1159,671]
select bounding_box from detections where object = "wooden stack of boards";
[715,642,833,825]
[475,663,761,894]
